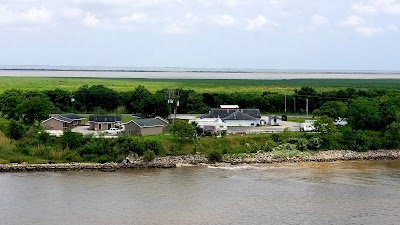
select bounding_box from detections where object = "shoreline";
[1,150,400,172]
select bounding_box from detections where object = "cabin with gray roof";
[89,115,122,131]
[42,113,84,130]
[123,117,169,136]
[201,108,262,127]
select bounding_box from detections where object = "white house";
[189,118,227,132]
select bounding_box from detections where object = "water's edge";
[1,150,400,172]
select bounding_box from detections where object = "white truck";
[300,120,316,132]
[104,128,121,135]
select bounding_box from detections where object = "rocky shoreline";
[1,150,400,172]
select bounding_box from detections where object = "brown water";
[1,160,400,225]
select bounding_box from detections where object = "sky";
[1,0,400,70]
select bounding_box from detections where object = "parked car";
[104,128,121,135]
[334,117,348,127]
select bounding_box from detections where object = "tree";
[347,97,380,130]
[5,119,26,140]
[170,119,196,139]
[17,95,55,125]
[45,88,73,113]
[313,101,348,119]
[384,121,400,149]
[0,89,25,120]
[128,85,152,113]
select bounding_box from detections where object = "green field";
[1,77,400,94]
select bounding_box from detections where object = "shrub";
[288,138,308,151]
[207,150,223,163]
[260,139,276,152]
[143,150,156,162]
[307,137,322,150]
[5,119,25,140]
[98,155,113,163]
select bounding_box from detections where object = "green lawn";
[1,77,400,94]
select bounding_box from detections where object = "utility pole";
[293,97,296,114]
[174,91,180,124]
[164,90,175,122]
[306,98,309,119]
[284,95,287,113]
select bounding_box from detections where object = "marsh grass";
[1,77,400,94]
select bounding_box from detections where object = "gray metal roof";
[55,115,73,123]
[60,113,84,120]
[134,118,166,127]
[89,115,122,122]
[223,111,257,120]
[201,108,260,120]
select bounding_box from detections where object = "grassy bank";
[1,77,400,94]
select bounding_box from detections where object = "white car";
[334,117,348,127]
[104,128,121,135]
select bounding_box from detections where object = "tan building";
[123,117,168,136]
[89,115,122,131]
[42,114,84,130]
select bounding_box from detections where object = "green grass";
[1,77,400,94]
[0,131,47,164]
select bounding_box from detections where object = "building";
[189,118,227,132]
[268,115,280,126]
[42,114,84,130]
[123,117,169,136]
[201,108,262,127]
[89,115,122,131]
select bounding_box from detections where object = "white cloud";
[352,0,400,17]
[118,13,147,24]
[162,22,187,34]
[311,14,329,26]
[63,7,83,18]
[354,26,385,36]
[339,15,365,28]
[83,13,99,27]
[339,15,398,37]
[210,14,236,28]
[0,5,52,26]
[246,15,278,31]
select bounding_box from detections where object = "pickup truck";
[104,128,121,135]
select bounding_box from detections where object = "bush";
[98,155,113,163]
[143,150,156,162]
[288,138,308,151]
[307,137,322,150]
[349,130,371,152]
[261,139,276,152]
[207,150,223,163]
[5,119,25,140]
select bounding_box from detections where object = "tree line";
[1,85,400,131]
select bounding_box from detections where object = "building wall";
[224,120,258,127]
[124,122,165,136]
[42,118,65,130]
[140,126,164,136]
[89,122,117,130]
[124,122,141,134]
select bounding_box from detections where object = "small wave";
[208,165,266,171]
